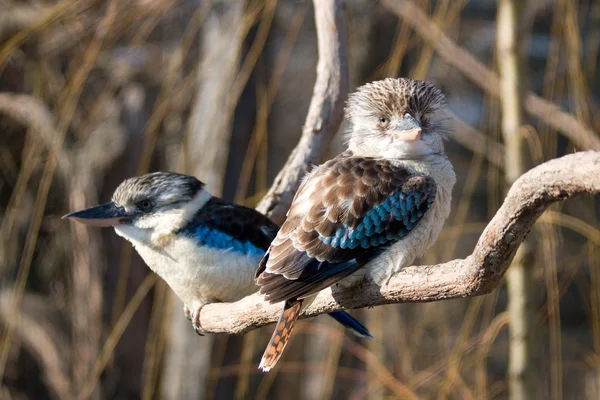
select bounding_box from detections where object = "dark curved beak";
[63,202,130,227]
[392,114,422,141]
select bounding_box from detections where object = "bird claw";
[183,304,192,321]
[183,304,205,335]
[191,305,206,336]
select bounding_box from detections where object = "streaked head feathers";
[345,77,446,122]
[112,172,204,211]
[346,78,450,158]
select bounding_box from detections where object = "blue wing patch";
[179,197,279,255]
[320,191,433,250]
[183,224,265,256]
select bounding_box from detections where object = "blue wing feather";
[179,197,278,256]
[322,191,425,251]
[328,311,374,339]
[182,224,265,256]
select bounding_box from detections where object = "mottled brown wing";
[255,152,436,303]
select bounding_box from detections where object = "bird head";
[345,77,449,159]
[64,172,210,245]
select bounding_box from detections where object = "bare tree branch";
[197,151,600,334]
[381,0,600,152]
[0,3,52,40]
[0,93,70,174]
[256,0,349,224]
[447,109,505,169]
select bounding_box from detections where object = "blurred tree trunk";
[104,83,155,398]
[161,1,246,399]
[68,175,103,400]
[497,1,535,399]
[69,103,127,399]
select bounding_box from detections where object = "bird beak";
[63,202,131,227]
[392,114,422,141]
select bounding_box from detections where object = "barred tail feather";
[259,300,302,372]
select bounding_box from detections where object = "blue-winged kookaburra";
[255,77,456,371]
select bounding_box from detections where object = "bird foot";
[183,304,205,335]
[191,305,206,336]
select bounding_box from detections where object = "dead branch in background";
[0,3,52,40]
[255,0,349,224]
[447,109,505,169]
[198,151,600,334]
[0,3,121,396]
[0,94,69,174]
[0,290,73,400]
[496,0,535,398]
[381,0,600,151]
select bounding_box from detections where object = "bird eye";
[138,200,153,212]
[379,117,388,124]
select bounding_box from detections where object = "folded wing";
[180,197,279,253]
[255,153,437,303]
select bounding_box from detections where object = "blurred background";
[1,0,600,399]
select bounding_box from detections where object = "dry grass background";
[1,0,599,399]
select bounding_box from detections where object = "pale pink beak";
[392,114,422,141]
[393,128,422,141]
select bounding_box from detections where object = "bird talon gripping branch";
[191,306,205,336]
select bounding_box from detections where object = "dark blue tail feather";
[328,311,374,339]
